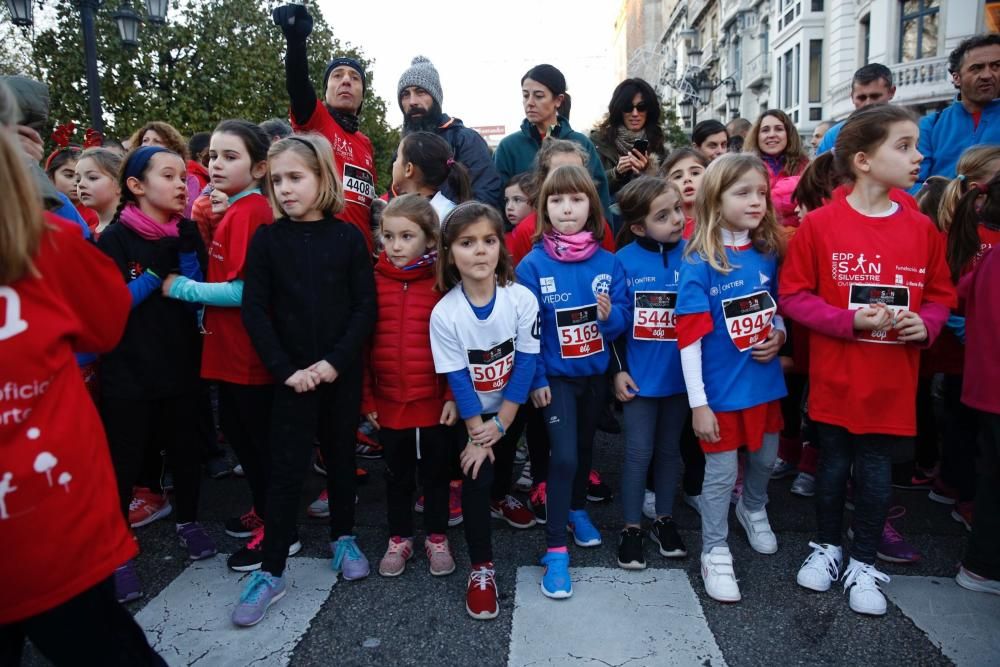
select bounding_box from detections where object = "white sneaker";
[842,558,890,615]
[790,472,816,497]
[701,546,741,602]
[797,542,843,592]
[642,490,656,520]
[515,461,533,492]
[770,457,797,479]
[735,499,778,554]
[956,566,1000,595]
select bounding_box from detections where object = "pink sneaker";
[425,534,456,576]
[877,507,921,564]
[448,480,463,527]
[378,536,413,577]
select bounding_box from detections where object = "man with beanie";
[398,55,502,208]
[273,3,377,253]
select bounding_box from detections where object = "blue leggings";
[621,394,687,525]
[542,374,606,548]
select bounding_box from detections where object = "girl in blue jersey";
[611,176,689,570]
[675,154,787,604]
[516,165,628,599]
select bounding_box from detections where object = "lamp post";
[3,1,167,133]
[669,44,743,133]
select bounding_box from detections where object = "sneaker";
[649,517,687,558]
[308,490,330,519]
[514,440,528,464]
[355,429,383,459]
[877,506,922,564]
[956,566,1000,596]
[114,560,142,603]
[586,470,613,503]
[642,490,656,521]
[790,472,816,498]
[701,546,741,602]
[227,527,302,572]
[842,558,890,616]
[515,461,533,492]
[331,535,370,581]
[425,535,456,576]
[231,571,287,627]
[128,487,172,528]
[617,527,646,570]
[177,522,217,560]
[232,463,245,477]
[683,493,703,515]
[448,480,463,527]
[770,457,798,480]
[529,482,548,525]
[952,501,974,531]
[540,551,572,598]
[205,455,231,480]
[928,479,958,505]
[466,564,499,619]
[567,509,602,547]
[735,499,778,554]
[490,495,537,529]
[796,542,842,592]
[414,496,424,513]
[224,507,263,538]
[378,537,413,577]
[891,463,935,489]
[313,451,327,476]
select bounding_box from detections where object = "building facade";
[617,0,993,133]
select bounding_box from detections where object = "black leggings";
[217,382,274,515]
[0,578,165,666]
[382,424,455,536]
[102,394,202,523]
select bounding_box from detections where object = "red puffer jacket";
[361,253,451,429]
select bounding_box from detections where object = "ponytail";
[398,131,471,202]
[947,173,1000,281]
[445,157,473,203]
[939,145,1000,232]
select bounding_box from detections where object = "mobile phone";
[632,139,649,154]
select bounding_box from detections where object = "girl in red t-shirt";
[781,105,957,617]
[164,120,276,571]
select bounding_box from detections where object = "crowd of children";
[5,32,1000,665]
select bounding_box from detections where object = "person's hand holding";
[692,405,720,443]
[597,293,611,321]
[853,304,892,331]
[272,3,313,41]
[285,369,318,393]
[161,273,179,296]
[895,310,928,343]
[468,417,502,448]
[629,149,649,172]
[460,441,494,480]
[306,360,338,383]
[531,386,551,409]
[750,327,785,363]
[614,372,639,402]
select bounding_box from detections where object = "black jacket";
[436,114,503,208]
[241,216,377,383]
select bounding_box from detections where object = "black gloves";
[177,219,200,254]
[273,3,313,41]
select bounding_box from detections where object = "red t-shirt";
[292,100,377,254]
[201,194,274,385]
[1,218,134,623]
[780,198,957,435]
[506,211,616,266]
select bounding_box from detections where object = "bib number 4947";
[722,290,776,352]
[556,304,604,358]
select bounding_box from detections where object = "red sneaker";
[490,495,537,529]
[129,487,172,528]
[466,563,499,620]
[356,429,383,459]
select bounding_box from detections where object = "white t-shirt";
[430,282,541,415]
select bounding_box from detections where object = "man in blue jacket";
[397,56,503,208]
[815,63,896,156]
[914,34,1000,191]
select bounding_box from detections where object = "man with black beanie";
[273,3,377,254]
[397,55,502,208]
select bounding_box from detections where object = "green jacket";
[494,116,612,218]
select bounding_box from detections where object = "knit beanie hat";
[521,64,567,97]
[397,56,443,110]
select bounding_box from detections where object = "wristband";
[492,415,506,437]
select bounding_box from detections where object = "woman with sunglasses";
[591,78,667,197]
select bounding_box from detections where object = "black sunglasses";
[626,103,648,113]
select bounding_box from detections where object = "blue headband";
[124,146,170,180]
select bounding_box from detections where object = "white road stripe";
[508,566,726,667]
[136,556,336,667]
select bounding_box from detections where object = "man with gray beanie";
[398,55,502,208]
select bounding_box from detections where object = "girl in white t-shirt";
[430,202,541,621]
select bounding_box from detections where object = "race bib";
[722,290,776,352]
[633,291,677,341]
[848,284,910,345]
[343,163,375,209]
[467,339,515,392]
[556,304,604,359]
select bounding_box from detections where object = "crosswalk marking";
[136,556,336,667]
[885,575,1000,667]
[507,566,726,667]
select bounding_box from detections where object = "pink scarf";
[118,203,180,240]
[542,230,599,262]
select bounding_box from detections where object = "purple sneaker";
[877,507,921,564]
[231,571,286,627]
[114,560,142,603]
[177,522,218,560]
[331,535,370,581]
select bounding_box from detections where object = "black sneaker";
[891,463,935,490]
[586,470,613,503]
[226,528,301,572]
[649,517,687,558]
[224,507,263,538]
[617,527,646,570]
[529,483,547,525]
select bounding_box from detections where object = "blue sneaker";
[331,535,370,581]
[540,551,572,599]
[567,509,602,547]
[231,571,286,627]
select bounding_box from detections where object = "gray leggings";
[700,433,779,553]
[620,394,687,525]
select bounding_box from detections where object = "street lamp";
[144,0,167,24]
[3,0,31,26]
[113,3,141,47]
[669,44,743,132]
